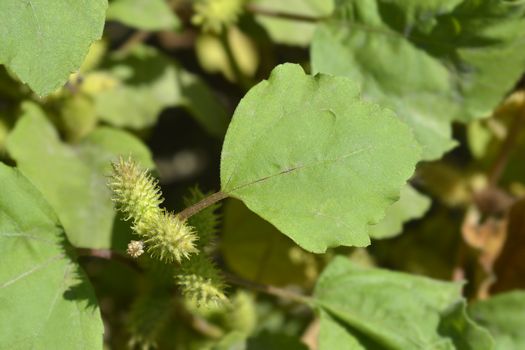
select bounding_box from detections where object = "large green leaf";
[0,0,107,96]
[313,257,494,349]
[6,102,154,248]
[91,45,228,137]
[311,0,525,160]
[220,64,420,253]
[107,0,179,31]
[318,311,365,350]
[469,291,525,350]
[368,185,431,239]
[439,301,497,350]
[0,163,103,349]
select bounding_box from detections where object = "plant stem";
[76,248,142,271]
[177,191,229,220]
[77,248,310,304]
[224,272,312,304]
[245,4,325,22]
[488,109,525,187]
[116,30,150,56]
[174,299,224,338]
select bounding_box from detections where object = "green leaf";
[253,0,332,15]
[0,0,107,96]
[255,18,318,47]
[311,0,525,159]
[177,67,230,138]
[222,199,319,287]
[107,0,179,30]
[368,185,431,239]
[469,291,525,350]
[314,257,494,349]
[0,163,103,349]
[439,302,496,350]
[6,102,154,248]
[220,64,420,253]
[91,45,228,137]
[318,311,365,350]
[252,0,333,47]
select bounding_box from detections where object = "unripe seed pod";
[176,254,227,307]
[109,157,198,263]
[109,156,163,223]
[142,211,198,263]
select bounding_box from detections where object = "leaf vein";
[0,253,64,289]
[229,146,372,193]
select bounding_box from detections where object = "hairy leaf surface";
[0,163,103,349]
[221,64,420,252]
[0,0,107,95]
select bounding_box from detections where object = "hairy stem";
[177,191,229,220]
[174,299,225,338]
[77,247,310,304]
[76,248,142,271]
[116,31,151,56]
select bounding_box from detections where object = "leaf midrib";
[226,146,371,193]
